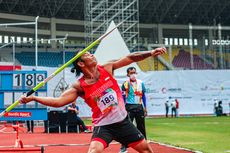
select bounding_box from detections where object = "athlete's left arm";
[104,47,166,72]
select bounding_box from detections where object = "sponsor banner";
[0,108,47,121]
[4,112,31,117]
[137,70,230,116]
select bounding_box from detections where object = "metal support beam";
[189,23,194,69]
[85,0,139,50]
[35,16,39,70]
[218,23,223,69]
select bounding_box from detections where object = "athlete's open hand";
[20,95,34,104]
[151,47,167,57]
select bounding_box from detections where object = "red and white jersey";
[79,65,127,126]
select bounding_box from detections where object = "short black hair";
[71,50,83,77]
[126,67,136,74]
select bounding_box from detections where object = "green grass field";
[145,116,230,153]
[84,116,230,153]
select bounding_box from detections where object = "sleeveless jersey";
[79,65,127,126]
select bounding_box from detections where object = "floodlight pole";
[0,42,12,48]
[0,22,36,27]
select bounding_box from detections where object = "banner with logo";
[138,70,230,116]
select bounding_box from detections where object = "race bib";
[97,88,118,114]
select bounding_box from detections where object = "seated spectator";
[214,102,218,116]
[217,101,223,116]
[67,102,91,133]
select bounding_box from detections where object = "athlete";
[20,47,166,153]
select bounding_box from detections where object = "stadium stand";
[15,51,75,67]
[14,48,220,70]
[172,49,214,69]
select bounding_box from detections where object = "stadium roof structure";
[0,0,230,25]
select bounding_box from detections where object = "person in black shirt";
[67,102,90,133]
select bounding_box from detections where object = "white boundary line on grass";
[148,140,203,153]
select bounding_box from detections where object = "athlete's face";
[79,52,97,67]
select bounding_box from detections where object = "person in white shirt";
[165,99,170,118]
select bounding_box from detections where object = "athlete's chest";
[87,78,114,98]
[83,77,119,113]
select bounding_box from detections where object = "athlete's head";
[71,51,97,76]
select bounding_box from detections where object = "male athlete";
[20,47,166,153]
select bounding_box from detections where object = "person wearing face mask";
[120,67,147,153]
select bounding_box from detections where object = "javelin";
[0,22,122,118]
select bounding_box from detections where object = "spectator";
[26,120,34,133]
[217,101,223,116]
[67,102,90,133]
[175,99,179,117]
[170,98,176,117]
[165,100,170,118]
[119,66,147,153]
[214,102,218,116]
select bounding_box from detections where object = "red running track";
[0,127,194,153]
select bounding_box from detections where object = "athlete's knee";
[144,144,154,153]
[88,141,104,153]
[88,147,103,153]
[132,140,153,153]
[140,143,153,153]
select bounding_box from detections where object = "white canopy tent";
[94,21,141,77]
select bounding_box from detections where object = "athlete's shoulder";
[99,63,113,76]
[72,81,84,96]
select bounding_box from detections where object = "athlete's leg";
[130,139,153,153]
[89,126,113,153]
[87,141,104,153]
